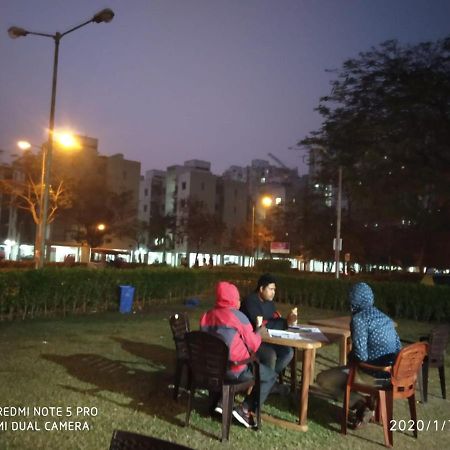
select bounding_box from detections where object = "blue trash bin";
[119,285,135,313]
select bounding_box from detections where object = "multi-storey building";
[162,160,248,263]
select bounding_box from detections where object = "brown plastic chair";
[421,324,449,402]
[109,429,192,449]
[342,342,428,448]
[169,313,190,400]
[185,331,260,442]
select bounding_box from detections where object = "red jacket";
[200,281,261,374]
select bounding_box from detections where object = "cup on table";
[256,316,263,328]
[290,307,298,326]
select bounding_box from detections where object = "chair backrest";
[391,341,428,399]
[169,313,190,360]
[429,324,449,367]
[186,331,229,392]
[110,429,192,450]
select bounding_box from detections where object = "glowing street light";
[97,224,106,232]
[9,9,114,268]
[251,195,273,263]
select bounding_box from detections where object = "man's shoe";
[270,382,290,396]
[349,406,373,430]
[214,401,223,415]
[232,405,255,428]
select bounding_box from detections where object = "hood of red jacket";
[215,281,240,309]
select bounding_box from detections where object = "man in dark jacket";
[316,282,401,428]
[240,273,296,376]
[200,281,277,428]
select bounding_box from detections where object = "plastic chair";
[421,324,449,402]
[109,429,192,449]
[342,342,428,447]
[185,331,260,442]
[169,313,190,400]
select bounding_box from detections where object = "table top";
[308,315,351,330]
[261,324,349,349]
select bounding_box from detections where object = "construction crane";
[267,152,289,169]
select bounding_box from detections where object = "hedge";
[0,267,449,322]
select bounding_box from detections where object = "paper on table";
[267,329,304,340]
[289,325,321,333]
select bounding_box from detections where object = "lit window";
[261,177,266,183]
[275,197,282,205]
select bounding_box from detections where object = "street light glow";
[53,132,80,149]
[97,224,106,231]
[17,141,32,150]
[261,196,273,208]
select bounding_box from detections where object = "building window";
[143,205,148,212]
[144,188,148,196]
[123,171,127,180]
[261,177,266,183]
[233,206,237,214]
[275,197,282,205]
[234,189,238,197]
[180,199,186,208]
[181,181,186,190]
[201,182,205,190]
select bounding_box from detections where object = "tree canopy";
[299,36,450,269]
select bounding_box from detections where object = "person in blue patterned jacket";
[316,282,401,428]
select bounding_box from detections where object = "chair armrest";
[357,361,392,373]
[400,338,414,344]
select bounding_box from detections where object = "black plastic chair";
[109,430,192,449]
[185,331,260,442]
[421,324,449,402]
[169,313,190,400]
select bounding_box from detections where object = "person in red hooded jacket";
[200,281,277,428]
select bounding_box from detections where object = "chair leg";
[385,390,394,448]
[221,386,232,442]
[378,390,392,448]
[173,360,183,400]
[417,364,424,403]
[185,390,193,427]
[408,393,418,438]
[341,385,351,435]
[422,360,429,403]
[438,365,446,399]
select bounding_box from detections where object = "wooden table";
[308,315,351,331]
[308,316,352,365]
[308,315,397,366]
[261,325,350,431]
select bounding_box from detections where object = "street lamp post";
[251,195,273,264]
[334,166,343,279]
[8,8,114,269]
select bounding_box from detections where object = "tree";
[177,198,226,257]
[300,36,450,268]
[0,150,72,243]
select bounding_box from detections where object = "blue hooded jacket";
[349,282,401,368]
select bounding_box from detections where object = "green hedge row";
[0,267,449,322]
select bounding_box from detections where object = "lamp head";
[8,26,28,38]
[92,8,115,24]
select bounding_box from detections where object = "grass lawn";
[0,296,449,450]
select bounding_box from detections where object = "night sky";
[1,0,449,176]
